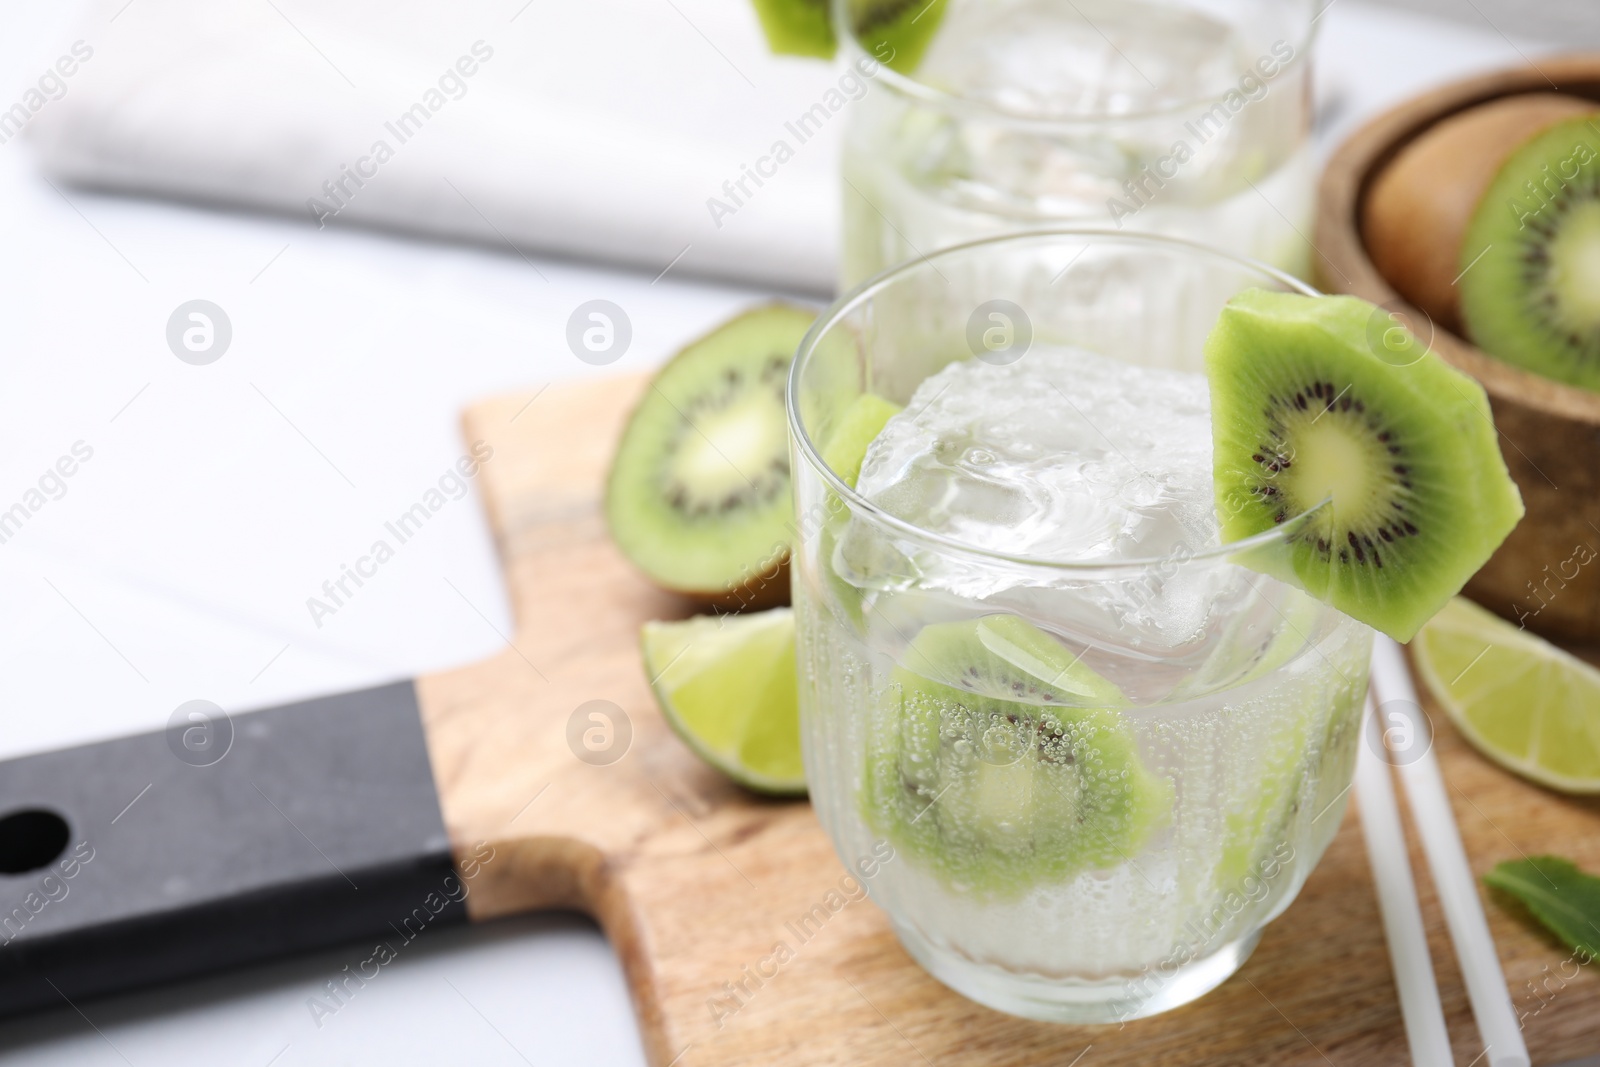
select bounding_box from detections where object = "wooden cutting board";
[5,373,1596,1063]
[439,374,1600,1066]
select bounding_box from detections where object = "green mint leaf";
[1483,855,1600,959]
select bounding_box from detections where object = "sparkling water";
[796,344,1369,1018]
[840,0,1315,285]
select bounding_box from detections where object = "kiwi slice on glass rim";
[747,0,837,59]
[1206,289,1524,643]
[606,303,814,605]
[1459,109,1600,391]
[746,0,947,73]
[845,0,948,72]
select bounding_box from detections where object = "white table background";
[0,2,1558,1063]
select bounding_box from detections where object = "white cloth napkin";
[28,0,850,291]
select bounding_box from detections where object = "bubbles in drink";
[798,341,1370,1015]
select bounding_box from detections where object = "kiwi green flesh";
[745,0,947,74]
[747,0,836,59]
[848,0,948,74]
[1207,290,1524,643]
[861,615,1168,897]
[1460,113,1600,391]
[605,303,815,598]
[1215,662,1363,894]
[902,615,1125,707]
[1172,585,1324,701]
[811,393,901,634]
[820,393,902,489]
[814,524,862,635]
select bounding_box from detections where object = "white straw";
[1371,636,1530,1067]
[1357,694,1456,1065]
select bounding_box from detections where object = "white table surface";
[0,2,1554,1063]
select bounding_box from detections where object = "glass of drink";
[836,0,1318,288]
[788,229,1371,1023]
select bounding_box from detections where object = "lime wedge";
[1413,597,1600,793]
[640,608,805,795]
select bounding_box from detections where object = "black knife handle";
[0,681,464,1017]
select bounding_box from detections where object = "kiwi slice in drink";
[746,0,947,73]
[1459,111,1600,391]
[1170,585,1324,703]
[1207,290,1524,643]
[1213,649,1365,896]
[861,614,1169,897]
[1166,588,1361,894]
[811,393,900,631]
[821,392,901,490]
[606,304,814,604]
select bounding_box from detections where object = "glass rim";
[786,227,1322,575]
[833,0,1320,131]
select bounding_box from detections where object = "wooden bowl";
[1315,55,1600,642]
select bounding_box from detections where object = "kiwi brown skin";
[632,544,793,613]
[706,554,791,612]
[1362,93,1596,332]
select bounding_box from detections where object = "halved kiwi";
[1459,111,1600,391]
[1363,93,1596,334]
[861,614,1168,898]
[1207,289,1524,643]
[606,304,814,604]
[746,0,947,73]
